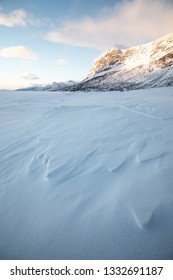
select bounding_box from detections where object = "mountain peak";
[86,48,123,78]
[79,33,173,91]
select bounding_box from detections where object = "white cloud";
[56,59,68,66]
[0,46,38,60]
[0,8,44,27]
[44,0,173,50]
[21,72,39,80]
[0,9,27,27]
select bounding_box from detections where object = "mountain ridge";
[73,33,173,91]
[17,80,77,91]
[17,33,173,92]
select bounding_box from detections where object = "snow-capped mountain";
[17,80,78,91]
[74,33,173,91]
[50,80,78,91]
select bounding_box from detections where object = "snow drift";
[0,87,173,259]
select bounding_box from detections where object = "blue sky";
[0,0,173,89]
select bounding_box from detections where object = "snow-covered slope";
[50,80,78,91]
[75,33,173,91]
[0,87,173,259]
[17,84,51,91]
[18,80,78,91]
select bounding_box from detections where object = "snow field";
[0,87,173,259]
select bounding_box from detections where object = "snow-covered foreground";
[0,88,173,260]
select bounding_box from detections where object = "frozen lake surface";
[0,87,173,259]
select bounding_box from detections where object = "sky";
[0,0,173,89]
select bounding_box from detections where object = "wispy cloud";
[0,46,38,60]
[0,9,27,27]
[0,8,44,27]
[21,72,39,80]
[44,0,173,50]
[56,59,68,66]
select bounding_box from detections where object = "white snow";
[0,87,173,260]
[123,45,153,70]
[83,33,173,91]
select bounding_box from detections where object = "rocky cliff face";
[74,33,173,91]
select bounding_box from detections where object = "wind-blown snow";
[0,88,173,260]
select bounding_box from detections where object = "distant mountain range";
[17,80,78,91]
[18,33,173,92]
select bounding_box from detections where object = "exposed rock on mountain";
[74,33,173,91]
